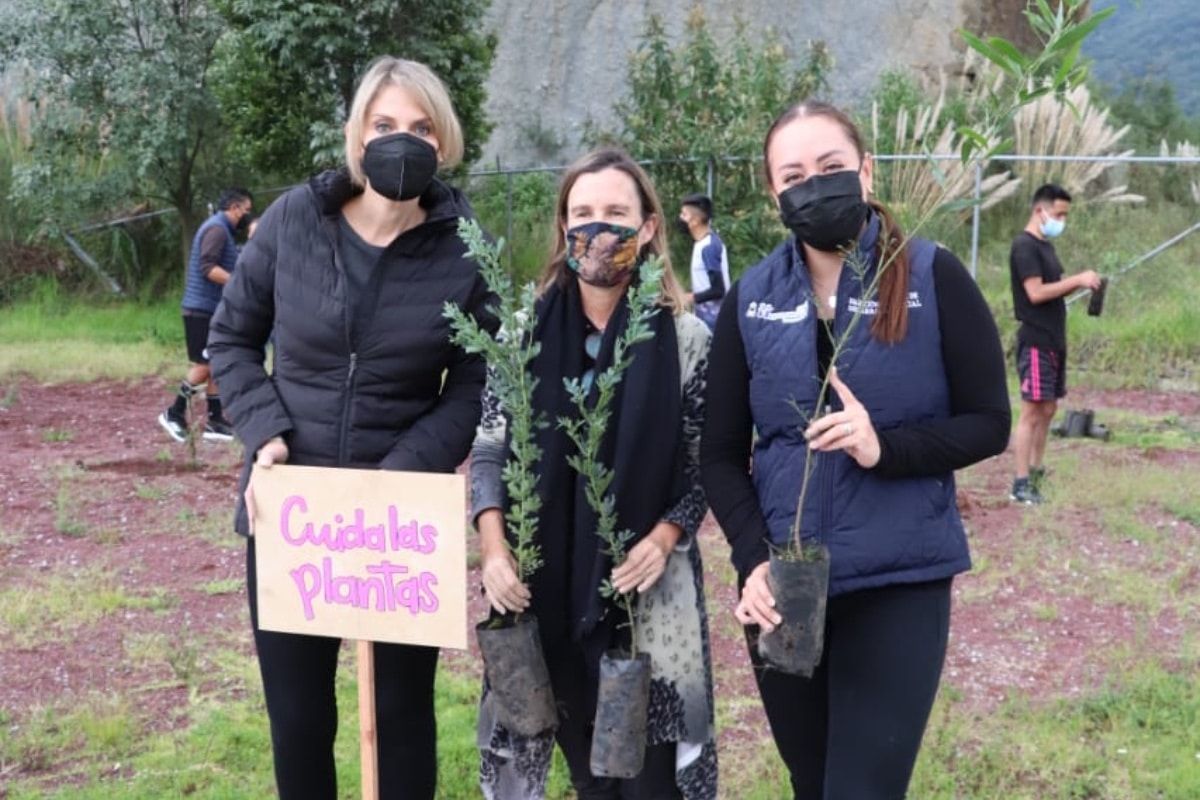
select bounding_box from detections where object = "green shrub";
[588,6,831,277]
[466,170,559,286]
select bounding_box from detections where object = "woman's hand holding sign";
[246,436,289,535]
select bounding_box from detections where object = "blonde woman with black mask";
[208,57,497,799]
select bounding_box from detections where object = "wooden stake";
[357,639,379,800]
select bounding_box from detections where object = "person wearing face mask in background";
[700,101,1011,799]
[158,187,253,443]
[675,194,731,331]
[1008,183,1102,505]
[471,148,717,799]
[207,57,497,800]
[241,214,259,248]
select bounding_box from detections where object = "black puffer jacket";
[209,168,497,536]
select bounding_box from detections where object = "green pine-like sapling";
[443,218,546,619]
[783,245,881,562]
[559,258,665,658]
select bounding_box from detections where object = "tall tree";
[0,0,233,264]
[589,8,831,269]
[215,0,496,178]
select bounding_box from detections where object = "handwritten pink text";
[280,495,438,554]
[290,557,440,620]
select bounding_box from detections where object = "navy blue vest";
[736,218,970,595]
[182,212,239,314]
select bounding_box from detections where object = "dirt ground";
[1,377,1198,787]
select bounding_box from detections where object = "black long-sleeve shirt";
[700,246,1011,577]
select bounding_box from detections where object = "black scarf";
[520,276,683,658]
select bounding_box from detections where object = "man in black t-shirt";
[1008,183,1102,504]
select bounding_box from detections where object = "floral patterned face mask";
[564,221,641,288]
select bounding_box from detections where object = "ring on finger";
[842,422,854,436]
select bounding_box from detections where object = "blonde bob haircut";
[538,148,686,315]
[344,57,465,187]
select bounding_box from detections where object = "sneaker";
[1009,479,1043,505]
[203,417,235,442]
[158,409,188,443]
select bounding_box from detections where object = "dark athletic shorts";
[1017,342,1066,402]
[182,312,213,364]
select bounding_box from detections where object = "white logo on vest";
[745,301,809,324]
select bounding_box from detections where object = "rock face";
[479,0,1051,168]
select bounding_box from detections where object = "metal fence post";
[505,171,514,270]
[60,231,124,296]
[970,161,983,279]
[706,157,715,199]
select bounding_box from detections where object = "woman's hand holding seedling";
[477,508,532,614]
[804,367,881,468]
[611,521,680,594]
[736,561,782,632]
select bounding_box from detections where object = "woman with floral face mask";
[470,148,717,799]
[208,57,497,799]
[700,102,1011,797]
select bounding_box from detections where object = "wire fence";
[465,153,1200,277]
[64,153,1200,296]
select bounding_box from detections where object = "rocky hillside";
[478,0,1053,167]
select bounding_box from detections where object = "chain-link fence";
[464,153,1200,280]
[55,153,1200,299]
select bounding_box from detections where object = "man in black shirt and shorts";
[1009,184,1101,504]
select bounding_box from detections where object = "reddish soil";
[1,378,1198,788]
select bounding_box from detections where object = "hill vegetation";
[1084,0,1200,119]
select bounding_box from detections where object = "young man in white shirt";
[676,193,731,330]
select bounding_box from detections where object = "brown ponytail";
[869,199,910,345]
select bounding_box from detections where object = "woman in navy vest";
[700,101,1011,798]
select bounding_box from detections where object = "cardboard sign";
[250,464,467,650]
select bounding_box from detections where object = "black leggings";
[247,539,440,800]
[749,578,952,800]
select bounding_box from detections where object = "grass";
[133,481,173,502]
[0,563,178,650]
[199,578,244,596]
[1,200,1197,796]
[172,507,236,548]
[0,474,1196,797]
[5,650,1197,798]
[41,428,75,443]
[53,465,89,537]
[0,285,180,382]
[0,339,178,384]
[0,657,573,800]
[911,663,1200,799]
[0,695,142,785]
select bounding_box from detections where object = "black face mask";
[778,170,869,253]
[673,217,692,237]
[361,132,438,202]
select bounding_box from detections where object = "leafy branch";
[785,247,875,557]
[443,217,545,584]
[956,0,1117,162]
[558,258,665,657]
